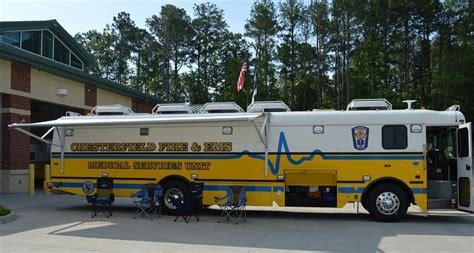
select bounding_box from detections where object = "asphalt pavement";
[0,191,473,253]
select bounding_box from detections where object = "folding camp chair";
[214,186,236,223]
[188,182,204,222]
[90,177,114,218]
[235,187,247,223]
[215,186,247,224]
[133,185,154,220]
[151,185,163,218]
[172,182,204,223]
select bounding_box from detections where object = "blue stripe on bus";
[204,185,272,192]
[51,154,424,160]
[338,187,427,195]
[273,186,284,192]
[53,182,144,189]
[410,188,427,194]
[53,182,427,195]
[54,182,273,192]
[338,187,365,193]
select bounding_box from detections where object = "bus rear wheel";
[162,180,189,215]
[366,183,409,222]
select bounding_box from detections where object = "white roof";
[8,108,466,129]
[270,109,464,126]
[9,113,263,128]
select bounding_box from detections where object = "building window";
[42,30,53,59]
[382,125,408,149]
[53,37,70,65]
[2,31,20,47]
[21,31,41,54]
[70,53,83,70]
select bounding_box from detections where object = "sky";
[0,0,255,36]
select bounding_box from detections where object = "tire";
[162,180,189,215]
[366,183,409,222]
[361,199,368,211]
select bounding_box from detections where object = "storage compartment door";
[285,170,336,186]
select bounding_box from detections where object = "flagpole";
[251,61,258,104]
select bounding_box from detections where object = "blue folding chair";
[133,186,153,219]
[214,186,237,223]
[235,187,247,222]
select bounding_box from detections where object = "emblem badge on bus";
[352,126,369,150]
[82,181,95,195]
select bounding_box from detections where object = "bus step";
[428,190,437,199]
[428,198,451,209]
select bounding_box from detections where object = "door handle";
[466,165,471,171]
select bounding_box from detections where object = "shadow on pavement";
[1,194,473,252]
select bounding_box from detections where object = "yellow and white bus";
[10,100,474,221]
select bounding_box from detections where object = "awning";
[9,113,264,128]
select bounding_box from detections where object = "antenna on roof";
[402,100,417,110]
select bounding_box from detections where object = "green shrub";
[0,205,11,216]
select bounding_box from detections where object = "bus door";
[457,122,474,212]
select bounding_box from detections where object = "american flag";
[236,54,248,92]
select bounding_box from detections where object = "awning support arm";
[251,113,270,177]
[41,127,55,139]
[13,127,55,146]
[57,127,65,174]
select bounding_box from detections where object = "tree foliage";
[75,1,474,119]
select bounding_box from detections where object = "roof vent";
[91,104,134,116]
[65,111,81,117]
[202,102,244,113]
[152,103,193,114]
[446,105,460,111]
[346,99,392,111]
[247,101,290,113]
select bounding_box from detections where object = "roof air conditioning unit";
[346,99,392,111]
[247,101,290,113]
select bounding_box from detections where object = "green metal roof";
[0,42,162,104]
[0,20,94,67]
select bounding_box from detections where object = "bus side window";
[457,128,469,157]
[382,125,408,149]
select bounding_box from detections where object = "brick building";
[0,20,161,193]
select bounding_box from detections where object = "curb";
[0,211,17,224]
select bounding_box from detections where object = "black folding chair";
[90,177,114,218]
[188,182,204,222]
[172,182,204,223]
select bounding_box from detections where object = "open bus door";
[457,122,474,212]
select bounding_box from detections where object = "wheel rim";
[376,191,400,215]
[164,187,184,210]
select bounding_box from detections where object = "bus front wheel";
[366,183,409,222]
[162,180,189,215]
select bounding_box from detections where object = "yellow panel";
[50,152,428,210]
[285,170,336,186]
